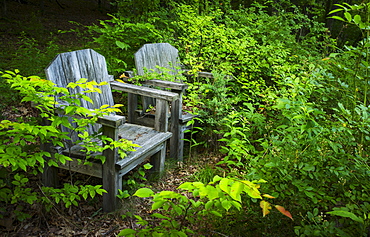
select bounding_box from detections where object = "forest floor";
[0,1,220,236]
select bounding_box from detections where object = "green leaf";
[330,16,345,22]
[353,15,361,24]
[205,185,219,200]
[118,229,137,236]
[152,200,166,210]
[96,188,107,195]
[65,106,75,115]
[212,175,222,183]
[152,213,170,219]
[89,190,95,199]
[143,163,153,170]
[210,210,223,217]
[205,200,213,210]
[230,181,243,202]
[115,41,130,50]
[231,201,242,210]
[219,178,231,194]
[18,161,27,172]
[327,211,364,223]
[328,8,344,15]
[221,199,232,211]
[178,182,194,190]
[344,12,352,22]
[176,231,188,237]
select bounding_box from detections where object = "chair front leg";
[100,119,123,212]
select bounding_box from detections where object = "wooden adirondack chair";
[124,43,198,161]
[42,49,179,212]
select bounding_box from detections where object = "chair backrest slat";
[45,49,115,145]
[134,43,181,76]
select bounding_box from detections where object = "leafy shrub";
[119,176,292,236]
[87,14,170,74]
[0,70,137,220]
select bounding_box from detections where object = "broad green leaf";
[243,185,261,199]
[18,161,27,172]
[329,53,340,58]
[260,200,272,217]
[89,190,95,199]
[219,178,231,194]
[230,181,243,202]
[275,205,293,220]
[176,231,187,237]
[302,164,315,172]
[205,185,219,200]
[118,229,136,236]
[65,106,75,115]
[152,200,166,210]
[205,200,213,210]
[172,204,183,215]
[231,201,242,210]
[152,232,165,237]
[143,163,153,170]
[159,191,180,198]
[116,41,130,50]
[360,22,366,29]
[327,210,364,223]
[133,188,154,197]
[210,210,223,217]
[212,175,222,183]
[96,188,107,195]
[344,12,352,22]
[353,15,361,24]
[27,196,36,204]
[221,199,232,211]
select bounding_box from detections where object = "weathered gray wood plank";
[134,43,181,76]
[46,49,116,144]
[144,79,188,91]
[102,124,121,212]
[110,81,179,101]
[116,132,171,170]
[58,158,103,178]
[155,99,169,132]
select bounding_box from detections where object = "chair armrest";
[121,71,188,91]
[110,81,179,102]
[144,79,188,91]
[98,115,125,128]
[54,104,125,128]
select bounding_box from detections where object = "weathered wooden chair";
[124,43,200,161]
[42,49,179,212]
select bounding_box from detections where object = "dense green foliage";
[1,0,370,236]
[0,72,138,221]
